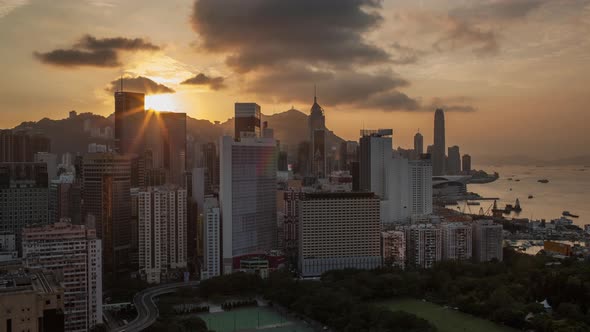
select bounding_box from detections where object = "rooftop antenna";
[120,74,123,92]
[314,84,317,103]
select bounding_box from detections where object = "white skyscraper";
[359,129,393,223]
[408,159,433,216]
[137,186,187,284]
[22,220,103,332]
[219,135,277,274]
[201,196,221,280]
[473,220,503,262]
[441,222,472,261]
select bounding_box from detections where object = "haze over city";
[1,0,589,159]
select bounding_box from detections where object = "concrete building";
[82,153,131,274]
[309,94,327,178]
[22,221,102,332]
[235,103,261,140]
[414,131,423,156]
[405,224,442,269]
[462,154,472,173]
[339,141,358,171]
[114,91,145,155]
[359,129,393,223]
[447,145,461,175]
[280,189,305,261]
[201,197,221,280]
[298,192,381,277]
[0,266,65,332]
[473,220,503,262]
[0,162,48,251]
[433,108,446,176]
[0,232,17,262]
[157,112,187,186]
[382,231,406,269]
[409,159,433,217]
[0,130,51,162]
[441,222,472,261]
[49,174,82,224]
[34,152,58,180]
[137,186,187,284]
[219,135,277,274]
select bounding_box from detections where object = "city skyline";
[1,0,589,159]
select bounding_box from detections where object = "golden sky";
[0,0,589,159]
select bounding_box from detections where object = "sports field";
[198,307,314,332]
[380,298,517,332]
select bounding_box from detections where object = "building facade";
[405,224,442,269]
[234,103,261,140]
[441,222,472,261]
[433,108,446,176]
[309,95,327,178]
[22,221,102,332]
[447,145,461,175]
[298,192,381,277]
[201,197,220,280]
[382,231,406,269]
[473,220,503,262]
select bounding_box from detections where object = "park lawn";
[197,307,314,332]
[380,298,518,332]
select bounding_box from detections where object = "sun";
[145,94,178,112]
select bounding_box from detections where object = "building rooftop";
[0,265,63,296]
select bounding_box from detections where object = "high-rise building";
[201,142,219,191]
[309,94,327,178]
[296,141,310,176]
[447,145,461,175]
[433,108,446,176]
[339,141,359,171]
[462,154,472,173]
[441,222,472,261]
[0,232,17,262]
[409,158,433,216]
[389,157,410,222]
[0,130,51,162]
[201,196,220,280]
[0,266,65,332]
[0,162,48,251]
[382,231,406,269]
[49,175,82,224]
[298,192,381,277]
[136,186,187,283]
[414,131,423,156]
[405,224,442,269]
[359,129,393,222]
[158,112,187,186]
[234,103,261,140]
[472,220,503,262]
[82,153,131,274]
[219,134,277,274]
[280,189,305,261]
[34,152,58,180]
[22,220,103,332]
[114,91,145,155]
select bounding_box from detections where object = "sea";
[449,164,590,227]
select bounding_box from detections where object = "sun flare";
[145,94,178,112]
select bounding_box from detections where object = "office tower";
[309,94,327,178]
[0,162,48,251]
[0,130,51,162]
[447,145,461,175]
[462,154,472,173]
[82,153,131,274]
[234,102,261,140]
[405,224,442,269]
[389,157,410,222]
[201,197,220,280]
[278,150,288,172]
[0,266,65,332]
[114,91,145,155]
[298,192,381,277]
[441,222,472,261]
[34,152,57,180]
[158,112,187,186]
[359,129,393,197]
[382,231,406,269]
[351,161,360,191]
[22,221,103,332]
[339,141,359,171]
[201,142,219,192]
[472,220,503,262]
[296,141,310,176]
[219,134,277,274]
[49,174,82,224]
[414,131,424,156]
[433,108,446,176]
[137,186,187,283]
[409,158,433,216]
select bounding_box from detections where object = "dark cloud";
[34,49,119,68]
[364,91,421,111]
[191,0,389,72]
[34,35,160,68]
[451,0,550,22]
[244,64,410,106]
[433,18,498,56]
[75,35,160,51]
[425,97,478,112]
[181,73,226,90]
[106,76,175,95]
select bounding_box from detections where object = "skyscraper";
[22,220,103,332]
[48,174,82,224]
[441,222,472,261]
[234,103,261,140]
[339,140,359,171]
[447,145,461,175]
[159,111,187,185]
[414,131,423,156]
[137,186,187,283]
[201,196,220,280]
[472,220,503,262]
[114,91,145,155]
[409,158,433,216]
[462,154,472,173]
[298,192,381,277]
[82,153,131,274]
[405,224,442,269]
[309,93,326,178]
[0,162,48,251]
[219,134,277,274]
[0,130,51,162]
[433,108,446,175]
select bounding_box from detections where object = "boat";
[563,211,579,218]
[515,179,521,182]
[528,195,534,199]
[507,178,513,181]
[504,204,514,213]
[538,179,549,183]
[467,201,480,206]
[514,199,522,211]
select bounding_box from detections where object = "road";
[111,280,200,332]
